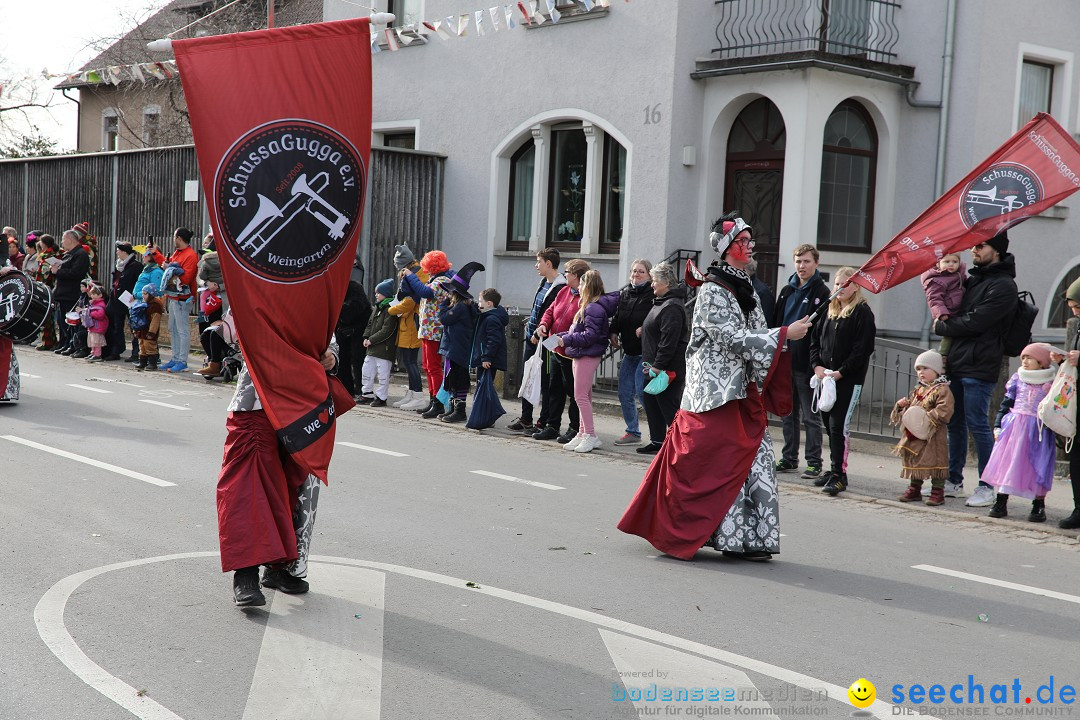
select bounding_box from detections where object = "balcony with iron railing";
[694,0,915,83]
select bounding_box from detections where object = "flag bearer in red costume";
[217,334,340,607]
[618,216,811,561]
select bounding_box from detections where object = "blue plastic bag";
[466,370,506,430]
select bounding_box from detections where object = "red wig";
[420,250,451,276]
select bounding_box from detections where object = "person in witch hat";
[435,261,485,423]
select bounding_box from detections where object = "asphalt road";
[3,350,1079,720]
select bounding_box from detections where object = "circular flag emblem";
[959,162,1043,229]
[214,119,366,283]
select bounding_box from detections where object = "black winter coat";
[772,273,831,375]
[809,302,877,385]
[53,246,90,307]
[439,301,480,367]
[107,257,143,313]
[608,282,654,356]
[471,306,510,371]
[933,254,1018,382]
[337,281,373,339]
[641,284,689,375]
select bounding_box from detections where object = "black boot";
[261,566,309,594]
[136,355,148,371]
[422,397,445,419]
[1060,509,1080,529]
[1028,498,1046,523]
[441,398,466,423]
[147,354,159,371]
[233,566,266,606]
[988,493,1009,518]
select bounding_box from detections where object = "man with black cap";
[934,231,1018,508]
[105,242,143,360]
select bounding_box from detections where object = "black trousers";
[105,302,133,357]
[641,377,683,444]
[519,341,552,426]
[544,353,579,433]
[337,333,367,396]
[819,378,860,476]
[1068,437,1080,511]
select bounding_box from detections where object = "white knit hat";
[914,350,944,376]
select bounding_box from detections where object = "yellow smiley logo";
[848,678,876,709]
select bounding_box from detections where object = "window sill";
[376,29,427,50]
[525,6,609,29]
[495,249,620,260]
[1036,204,1069,220]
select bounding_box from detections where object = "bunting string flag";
[173,18,371,481]
[850,113,1080,295]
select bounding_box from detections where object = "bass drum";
[0,270,54,343]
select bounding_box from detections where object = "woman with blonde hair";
[555,269,619,453]
[809,266,877,496]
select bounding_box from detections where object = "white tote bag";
[810,374,837,413]
[1037,361,1077,452]
[517,349,543,407]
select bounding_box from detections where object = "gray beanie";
[393,244,415,270]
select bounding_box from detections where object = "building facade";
[327,0,1080,341]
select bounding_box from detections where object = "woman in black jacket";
[637,261,689,454]
[106,242,143,360]
[608,259,654,445]
[809,266,877,496]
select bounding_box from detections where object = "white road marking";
[21,373,41,378]
[913,564,1080,605]
[67,383,112,394]
[470,470,565,491]
[1,435,175,487]
[337,441,409,457]
[602,630,779,717]
[139,399,189,411]
[37,552,895,720]
[243,565,385,720]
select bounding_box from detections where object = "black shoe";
[988,494,1008,518]
[1059,510,1080,530]
[556,429,577,444]
[814,470,835,488]
[1028,500,1046,523]
[233,566,266,606]
[371,397,387,407]
[58,348,72,355]
[416,396,437,415]
[261,567,309,594]
[104,354,122,361]
[506,417,533,433]
[636,441,663,455]
[532,427,559,441]
[422,400,445,419]
[440,399,467,423]
[125,354,139,363]
[822,473,847,496]
[71,350,90,359]
[721,550,773,561]
[774,459,797,473]
[356,395,373,405]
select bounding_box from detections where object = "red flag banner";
[852,113,1080,293]
[174,19,371,481]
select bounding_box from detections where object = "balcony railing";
[713,0,901,65]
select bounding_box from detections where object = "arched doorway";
[724,98,786,291]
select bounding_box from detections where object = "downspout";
[61,88,81,151]
[917,0,956,346]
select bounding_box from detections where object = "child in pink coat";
[84,283,110,363]
[921,253,966,362]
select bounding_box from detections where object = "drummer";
[0,265,20,400]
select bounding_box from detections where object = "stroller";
[199,311,243,382]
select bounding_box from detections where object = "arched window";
[818,100,877,251]
[1048,264,1080,328]
[506,141,535,250]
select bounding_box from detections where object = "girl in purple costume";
[983,343,1058,523]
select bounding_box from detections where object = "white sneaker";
[574,434,603,453]
[965,484,995,507]
[563,433,585,451]
[401,392,429,411]
[393,390,413,408]
[944,481,964,498]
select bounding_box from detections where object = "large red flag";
[852,113,1080,293]
[174,19,371,481]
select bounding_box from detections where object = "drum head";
[0,270,53,343]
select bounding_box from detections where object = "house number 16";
[643,104,662,125]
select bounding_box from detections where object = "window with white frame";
[142,105,161,146]
[385,0,423,27]
[503,119,626,255]
[1018,60,1053,127]
[102,109,119,151]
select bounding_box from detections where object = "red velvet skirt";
[216,410,309,572]
[617,385,766,560]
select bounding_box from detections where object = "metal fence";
[713,0,902,64]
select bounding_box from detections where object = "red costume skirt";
[0,337,11,393]
[617,385,767,560]
[216,410,309,572]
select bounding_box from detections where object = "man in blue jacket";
[771,244,831,481]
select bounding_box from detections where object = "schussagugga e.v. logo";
[959,162,1043,229]
[215,119,365,283]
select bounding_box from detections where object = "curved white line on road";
[36,552,894,720]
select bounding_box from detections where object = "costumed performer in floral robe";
[618,215,812,561]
